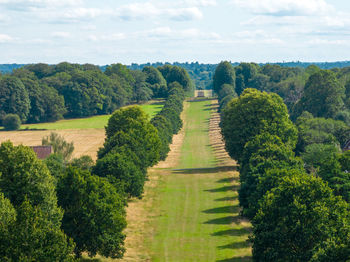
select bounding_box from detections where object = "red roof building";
[30,145,52,159]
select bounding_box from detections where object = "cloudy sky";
[1,0,350,64]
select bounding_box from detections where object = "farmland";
[0,103,163,160]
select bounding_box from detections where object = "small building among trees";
[30,145,52,159]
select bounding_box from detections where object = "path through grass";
[149,99,252,261]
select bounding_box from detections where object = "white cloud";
[0,33,13,43]
[232,0,333,16]
[181,0,217,7]
[307,39,350,45]
[51,31,70,38]
[115,2,203,21]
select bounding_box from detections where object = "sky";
[1,0,350,65]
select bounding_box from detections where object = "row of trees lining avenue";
[216,61,350,261]
[0,64,190,260]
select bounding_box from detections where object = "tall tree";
[213,61,235,94]
[220,88,297,162]
[295,70,345,118]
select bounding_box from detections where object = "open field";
[6,103,164,131]
[0,103,163,160]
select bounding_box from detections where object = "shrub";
[3,114,21,130]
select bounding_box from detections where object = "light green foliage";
[57,167,126,258]
[3,114,21,130]
[295,70,345,118]
[42,132,74,161]
[221,88,297,162]
[5,199,75,262]
[0,141,62,226]
[295,114,350,154]
[251,173,350,262]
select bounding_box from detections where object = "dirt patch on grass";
[120,102,188,261]
[208,100,237,167]
[0,129,105,160]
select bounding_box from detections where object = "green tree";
[57,167,126,258]
[295,70,345,118]
[221,88,297,162]
[251,173,350,262]
[0,142,62,226]
[7,199,75,262]
[3,114,21,130]
[143,66,167,97]
[104,106,161,168]
[158,64,193,94]
[0,75,30,122]
[213,61,235,94]
[42,132,74,162]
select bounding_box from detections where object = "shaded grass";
[8,103,163,130]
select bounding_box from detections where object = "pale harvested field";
[0,129,105,160]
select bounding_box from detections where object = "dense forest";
[0,62,192,129]
[215,61,350,261]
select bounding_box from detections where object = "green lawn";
[149,100,252,261]
[15,103,163,130]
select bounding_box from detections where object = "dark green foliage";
[70,155,94,171]
[104,106,161,168]
[295,70,345,118]
[158,64,193,94]
[234,62,259,95]
[213,61,235,94]
[94,147,146,198]
[143,66,167,97]
[42,132,74,162]
[0,142,75,261]
[251,173,350,262]
[0,142,63,226]
[239,133,304,218]
[0,75,30,122]
[151,115,173,161]
[221,88,297,162]
[57,167,126,258]
[44,153,66,181]
[3,114,21,130]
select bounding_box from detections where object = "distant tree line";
[0,64,190,260]
[0,62,193,129]
[215,64,350,261]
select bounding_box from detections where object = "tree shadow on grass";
[218,240,251,250]
[202,205,240,214]
[211,227,250,236]
[172,166,236,174]
[216,177,239,183]
[214,196,238,202]
[204,216,244,225]
[204,185,240,193]
[216,256,252,262]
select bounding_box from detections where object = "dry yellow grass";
[0,129,105,160]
